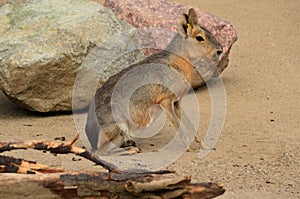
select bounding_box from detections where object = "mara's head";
[178,8,222,62]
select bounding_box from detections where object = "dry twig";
[0,135,118,172]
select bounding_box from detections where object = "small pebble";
[72,157,82,161]
[54,136,66,141]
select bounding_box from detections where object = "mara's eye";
[195,36,204,42]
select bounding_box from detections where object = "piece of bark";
[0,171,225,198]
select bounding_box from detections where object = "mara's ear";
[178,13,189,35]
[188,8,198,26]
[178,8,198,36]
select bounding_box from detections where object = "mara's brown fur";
[85,8,222,155]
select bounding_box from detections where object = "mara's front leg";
[161,99,215,152]
[174,102,216,151]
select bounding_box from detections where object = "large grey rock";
[0,0,144,112]
[104,0,238,87]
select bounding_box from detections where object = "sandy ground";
[0,0,299,198]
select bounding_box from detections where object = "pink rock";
[104,0,238,85]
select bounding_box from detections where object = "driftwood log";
[0,136,225,198]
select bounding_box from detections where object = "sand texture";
[0,0,299,198]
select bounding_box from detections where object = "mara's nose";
[212,49,223,62]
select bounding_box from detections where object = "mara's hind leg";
[96,122,140,156]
